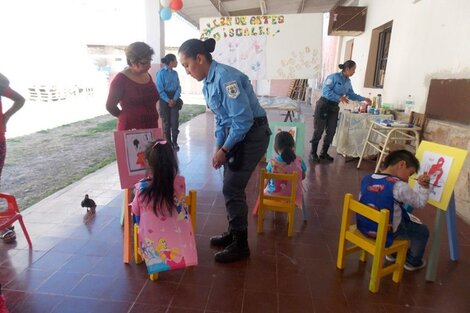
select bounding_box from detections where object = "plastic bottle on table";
[404,95,415,113]
[376,94,382,109]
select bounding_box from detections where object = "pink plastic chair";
[0,193,32,247]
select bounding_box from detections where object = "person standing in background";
[310,60,371,162]
[178,38,271,263]
[0,72,25,244]
[106,42,160,131]
[156,54,183,151]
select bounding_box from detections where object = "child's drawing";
[416,151,453,202]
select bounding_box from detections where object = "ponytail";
[280,148,296,165]
[274,131,296,164]
[161,53,176,66]
[179,38,216,62]
[339,60,356,71]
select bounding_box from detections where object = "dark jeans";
[310,97,340,154]
[223,123,270,231]
[395,217,430,265]
[159,99,180,145]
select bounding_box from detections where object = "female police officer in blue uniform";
[179,38,270,263]
[310,60,371,162]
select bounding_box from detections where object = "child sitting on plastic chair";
[358,149,431,272]
[131,139,197,276]
[254,131,307,217]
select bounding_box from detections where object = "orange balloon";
[170,0,183,10]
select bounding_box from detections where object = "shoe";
[210,232,233,248]
[320,152,334,161]
[385,255,396,262]
[0,227,16,244]
[214,230,250,263]
[404,259,426,271]
[309,153,320,162]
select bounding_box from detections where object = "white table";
[357,121,421,172]
[333,111,393,158]
[258,96,302,122]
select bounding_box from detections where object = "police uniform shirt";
[322,72,365,103]
[156,65,181,102]
[203,61,266,150]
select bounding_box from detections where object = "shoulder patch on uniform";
[224,81,240,99]
[324,78,333,85]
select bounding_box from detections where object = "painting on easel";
[411,141,467,210]
[266,122,305,159]
[114,128,163,189]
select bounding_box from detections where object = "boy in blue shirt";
[358,150,431,271]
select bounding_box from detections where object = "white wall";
[340,0,470,112]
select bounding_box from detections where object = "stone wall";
[424,119,470,224]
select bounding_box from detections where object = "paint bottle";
[376,94,382,109]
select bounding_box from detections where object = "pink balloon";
[170,0,183,11]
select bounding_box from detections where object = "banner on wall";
[200,14,322,80]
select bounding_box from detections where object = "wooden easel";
[425,192,459,281]
[122,188,132,264]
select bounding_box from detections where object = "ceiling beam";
[209,0,230,16]
[177,11,198,28]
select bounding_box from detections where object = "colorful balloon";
[160,7,172,20]
[160,0,171,7]
[170,0,183,11]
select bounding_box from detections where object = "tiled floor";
[2,106,470,313]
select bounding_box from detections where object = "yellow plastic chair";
[257,169,297,237]
[336,193,409,293]
[134,190,197,281]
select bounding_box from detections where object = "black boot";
[214,230,250,263]
[210,231,233,248]
[320,145,334,161]
[309,143,320,162]
[309,152,320,162]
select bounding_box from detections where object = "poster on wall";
[200,14,322,80]
[114,128,163,189]
[410,141,468,211]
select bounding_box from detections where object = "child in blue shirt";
[358,150,431,271]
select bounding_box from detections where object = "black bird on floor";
[81,194,96,214]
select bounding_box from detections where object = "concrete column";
[144,0,165,78]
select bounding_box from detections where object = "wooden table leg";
[123,188,132,264]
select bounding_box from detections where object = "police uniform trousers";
[310,97,340,154]
[159,92,180,145]
[223,118,270,232]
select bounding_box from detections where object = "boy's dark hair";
[141,140,179,216]
[274,131,296,164]
[383,149,420,171]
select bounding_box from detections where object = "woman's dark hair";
[161,53,177,65]
[274,131,296,164]
[125,42,154,66]
[383,149,420,171]
[141,139,179,216]
[178,38,216,62]
[338,60,356,71]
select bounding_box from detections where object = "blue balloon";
[160,7,172,20]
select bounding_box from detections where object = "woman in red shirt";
[106,42,160,130]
